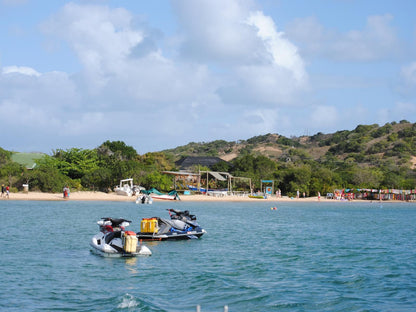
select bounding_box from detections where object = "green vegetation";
[276,135,302,147]
[1,142,175,193]
[1,121,416,195]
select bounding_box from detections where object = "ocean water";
[1,200,416,311]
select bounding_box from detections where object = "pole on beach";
[206,171,209,195]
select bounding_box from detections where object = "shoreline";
[1,191,412,203]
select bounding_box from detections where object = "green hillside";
[160,120,416,195]
[0,121,415,195]
[162,120,416,169]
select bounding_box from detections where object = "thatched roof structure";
[175,156,228,170]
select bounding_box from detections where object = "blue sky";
[1,0,415,154]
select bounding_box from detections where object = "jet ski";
[136,209,206,241]
[90,217,152,257]
[135,193,153,204]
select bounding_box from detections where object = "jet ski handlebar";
[166,209,196,221]
[99,217,132,227]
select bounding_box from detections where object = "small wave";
[118,293,138,309]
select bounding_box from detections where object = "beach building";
[175,156,229,170]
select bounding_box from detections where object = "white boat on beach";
[150,193,179,200]
[141,188,180,201]
[114,178,144,196]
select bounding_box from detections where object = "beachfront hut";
[175,156,229,170]
[162,170,252,196]
[163,170,231,194]
[161,171,201,192]
[260,179,274,195]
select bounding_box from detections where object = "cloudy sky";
[1,0,415,154]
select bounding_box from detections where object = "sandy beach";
[3,191,327,202]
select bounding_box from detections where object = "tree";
[143,172,173,190]
[211,160,231,172]
[0,162,23,187]
[29,165,68,192]
[351,167,383,188]
[0,147,12,165]
[232,154,256,173]
[99,140,137,160]
[309,167,338,195]
[81,167,113,192]
[52,148,100,180]
[278,164,312,196]
[253,155,277,178]
[141,152,173,171]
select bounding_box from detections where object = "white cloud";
[173,0,308,106]
[225,64,306,105]
[1,1,311,152]
[0,69,79,127]
[246,11,306,82]
[2,66,41,76]
[243,108,279,133]
[43,1,308,109]
[42,3,145,91]
[173,0,258,64]
[287,14,400,61]
[40,2,222,110]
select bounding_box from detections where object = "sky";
[1,0,415,155]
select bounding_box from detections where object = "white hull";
[114,178,144,197]
[150,194,177,200]
[115,189,133,196]
[90,233,151,257]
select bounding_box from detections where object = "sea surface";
[1,200,416,311]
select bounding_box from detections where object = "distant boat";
[187,185,228,194]
[248,194,267,199]
[142,188,180,201]
[187,185,209,193]
[114,178,144,196]
[151,194,178,200]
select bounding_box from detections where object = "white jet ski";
[136,193,153,204]
[90,217,152,257]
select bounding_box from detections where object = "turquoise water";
[1,200,416,311]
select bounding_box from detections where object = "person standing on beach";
[5,185,10,198]
[1,184,4,197]
[63,185,70,198]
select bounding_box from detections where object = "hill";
[11,152,45,169]
[1,121,415,196]
[162,120,416,170]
